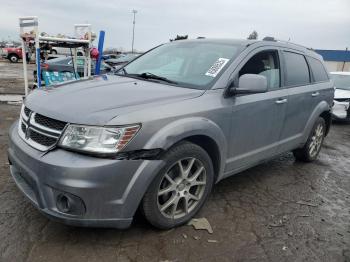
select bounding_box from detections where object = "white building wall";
[324,61,350,72]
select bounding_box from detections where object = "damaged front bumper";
[332,99,350,121]
[7,121,164,229]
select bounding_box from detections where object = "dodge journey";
[8,38,334,229]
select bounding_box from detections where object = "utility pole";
[342,47,348,72]
[131,9,137,53]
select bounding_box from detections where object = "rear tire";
[8,54,19,63]
[293,117,326,162]
[141,141,214,229]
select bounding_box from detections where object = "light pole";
[131,9,137,53]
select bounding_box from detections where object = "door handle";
[275,98,287,104]
[311,92,320,97]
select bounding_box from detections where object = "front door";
[224,49,287,175]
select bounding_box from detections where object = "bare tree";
[170,35,188,42]
[247,31,258,40]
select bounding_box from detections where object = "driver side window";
[239,50,281,90]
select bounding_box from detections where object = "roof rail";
[262,36,276,41]
[262,36,313,50]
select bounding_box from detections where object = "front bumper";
[332,100,350,122]
[8,121,164,228]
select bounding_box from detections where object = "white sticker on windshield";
[205,58,230,77]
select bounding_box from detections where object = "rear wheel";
[8,54,19,63]
[293,117,326,162]
[142,142,214,229]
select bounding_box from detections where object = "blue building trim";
[315,49,350,62]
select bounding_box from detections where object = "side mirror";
[235,74,268,94]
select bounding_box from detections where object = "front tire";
[293,117,326,162]
[141,142,214,229]
[8,54,19,63]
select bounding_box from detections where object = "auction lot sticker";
[205,58,230,77]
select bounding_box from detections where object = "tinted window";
[239,51,280,89]
[308,57,328,82]
[283,52,310,86]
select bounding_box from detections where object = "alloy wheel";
[157,157,207,219]
[309,123,324,158]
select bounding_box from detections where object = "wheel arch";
[143,117,227,182]
[181,135,221,183]
[302,101,332,143]
[320,110,332,136]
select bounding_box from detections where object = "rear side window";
[308,57,329,82]
[283,51,310,86]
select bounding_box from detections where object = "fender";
[143,117,227,180]
[301,101,331,144]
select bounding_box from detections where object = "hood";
[3,47,20,52]
[25,75,204,125]
[334,88,350,99]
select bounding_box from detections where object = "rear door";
[278,50,316,152]
[225,48,288,174]
[306,56,332,107]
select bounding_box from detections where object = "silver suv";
[8,38,334,229]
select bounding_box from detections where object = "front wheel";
[141,142,214,229]
[8,54,19,63]
[293,117,326,162]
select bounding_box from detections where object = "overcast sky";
[1,0,349,51]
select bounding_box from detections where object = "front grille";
[34,113,66,131]
[19,106,67,151]
[24,107,31,117]
[29,129,57,147]
[335,98,350,103]
[21,122,27,133]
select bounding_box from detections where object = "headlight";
[59,124,140,154]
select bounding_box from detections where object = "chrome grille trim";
[30,113,62,136]
[18,105,67,151]
[34,113,66,131]
[21,105,29,121]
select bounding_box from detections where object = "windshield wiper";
[131,72,178,84]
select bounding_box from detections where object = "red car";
[1,47,24,63]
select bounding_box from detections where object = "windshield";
[121,41,242,89]
[331,74,350,90]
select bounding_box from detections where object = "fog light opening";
[57,194,71,213]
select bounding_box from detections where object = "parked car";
[8,38,334,229]
[330,72,350,121]
[33,56,112,85]
[105,53,140,68]
[102,53,120,60]
[1,47,23,62]
[50,47,84,56]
